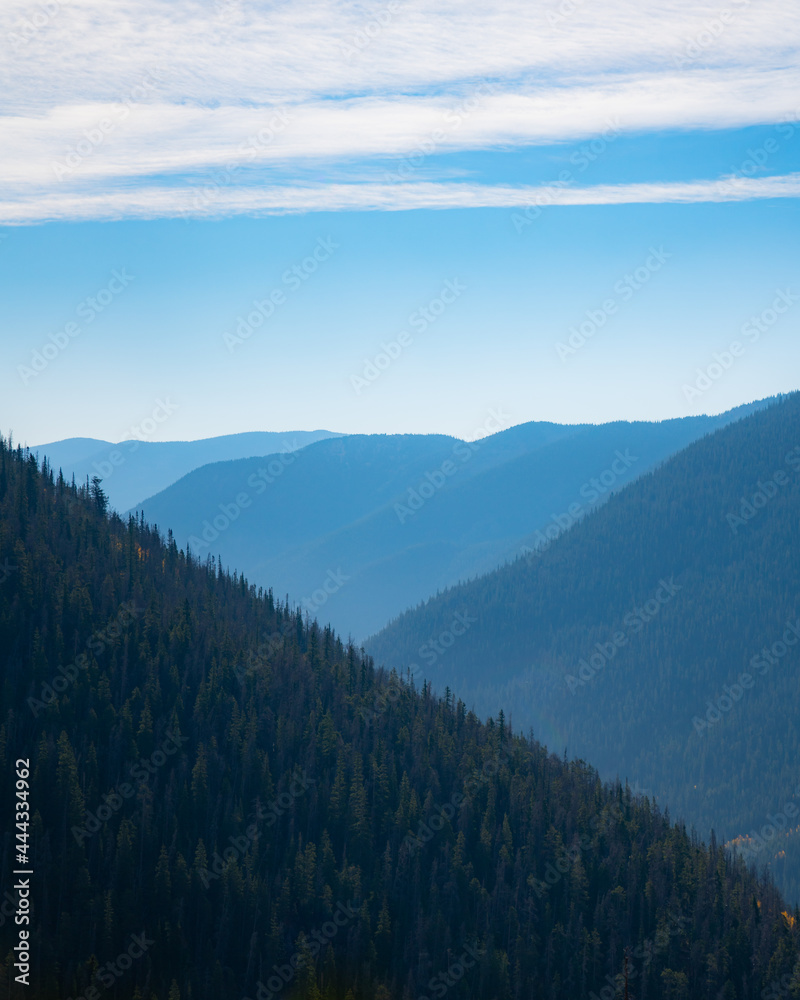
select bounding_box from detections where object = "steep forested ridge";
[0,437,799,999]
[367,392,800,904]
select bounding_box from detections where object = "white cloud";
[1,0,798,220]
[3,0,797,104]
[2,174,799,225]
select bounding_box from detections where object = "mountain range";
[120,399,768,641]
[366,391,800,904]
[30,429,340,514]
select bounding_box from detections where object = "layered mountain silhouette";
[127,400,769,641]
[31,429,340,513]
[366,392,800,903]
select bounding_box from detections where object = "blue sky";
[1,0,798,444]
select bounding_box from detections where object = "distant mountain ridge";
[31,429,341,512]
[132,399,773,640]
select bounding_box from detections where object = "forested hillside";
[1,436,799,999]
[0,432,798,1000]
[367,392,800,903]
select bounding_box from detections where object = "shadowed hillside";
[1,436,798,998]
[366,392,800,903]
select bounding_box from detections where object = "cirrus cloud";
[1,0,798,222]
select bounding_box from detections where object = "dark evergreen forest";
[1,436,799,999]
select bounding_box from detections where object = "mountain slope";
[1,438,799,998]
[366,392,800,902]
[32,429,341,512]
[133,402,769,640]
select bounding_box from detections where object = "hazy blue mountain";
[366,392,800,902]
[133,399,771,641]
[28,436,113,467]
[32,429,341,512]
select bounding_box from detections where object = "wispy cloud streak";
[2,174,799,225]
[1,0,798,220]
